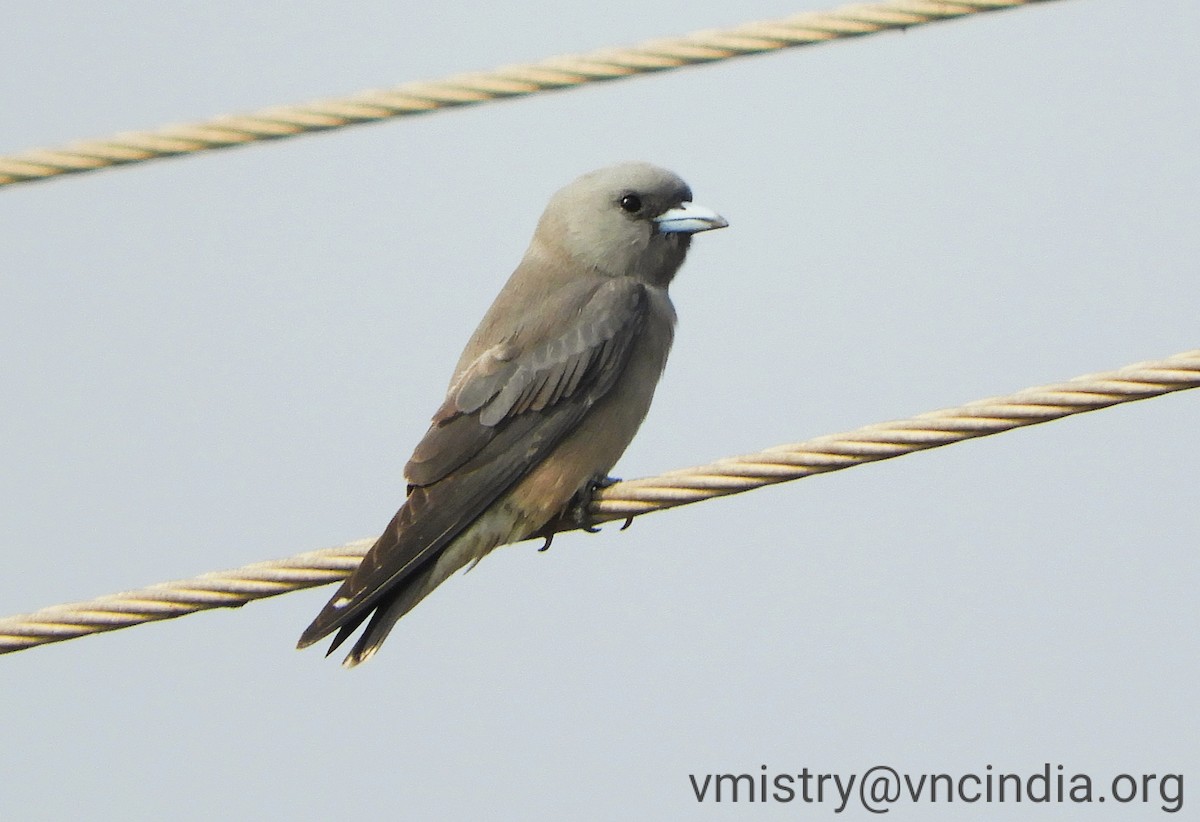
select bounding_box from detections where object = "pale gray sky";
[2,1,1197,819]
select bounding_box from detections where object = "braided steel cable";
[2,347,1195,655]
[0,0,1055,188]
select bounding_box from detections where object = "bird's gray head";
[534,162,727,288]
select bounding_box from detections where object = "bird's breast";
[505,287,676,523]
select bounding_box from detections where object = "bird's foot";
[535,475,629,552]
[566,474,620,533]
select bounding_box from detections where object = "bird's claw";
[566,474,620,533]
[534,476,628,551]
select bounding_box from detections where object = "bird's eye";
[619,194,643,213]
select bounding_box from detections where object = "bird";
[297,162,727,666]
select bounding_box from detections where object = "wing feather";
[298,278,650,649]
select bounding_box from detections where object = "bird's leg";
[565,474,620,533]
[534,475,626,552]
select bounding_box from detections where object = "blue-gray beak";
[653,202,728,234]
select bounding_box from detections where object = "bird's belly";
[506,297,675,525]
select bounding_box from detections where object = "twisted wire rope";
[0,0,1054,188]
[2,348,1196,655]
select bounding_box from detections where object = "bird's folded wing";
[297,278,649,647]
